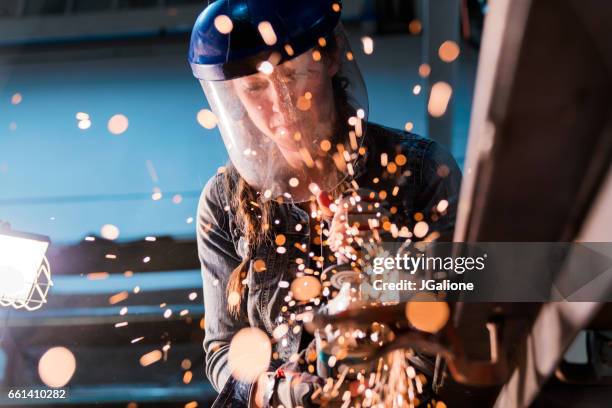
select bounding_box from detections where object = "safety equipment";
[189,0,369,202]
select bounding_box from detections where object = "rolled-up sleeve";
[197,174,248,393]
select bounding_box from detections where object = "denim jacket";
[196,123,462,407]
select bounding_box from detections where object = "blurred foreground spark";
[107,114,129,135]
[291,276,322,301]
[428,82,453,118]
[163,309,172,319]
[214,15,233,34]
[188,292,198,301]
[183,370,193,384]
[101,224,120,240]
[404,122,414,132]
[197,108,218,129]
[140,350,162,367]
[87,272,109,280]
[11,93,22,105]
[76,112,89,120]
[133,286,141,294]
[229,328,271,383]
[332,2,341,12]
[412,84,422,95]
[185,402,198,408]
[361,36,374,55]
[413,221,429,238]
[438,41,460,63]
[258,21,277,45]
[186,217,194,224]
[405,293,449,333]
[38,347,76,388]
[145,236,156,242]
[109,291,129,305]
[131,337,144,344]
[120,306,128,315]
[172,194,183,204]
[115,322,128,328]
[85,236,95,241]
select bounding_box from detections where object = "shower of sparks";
[228,327,271,383]
[214,15,233,34]
[428,82,453,118]
[361,36,374,55]
[107,114,129,135]
[438,40,460,63]
[257,21,277,45]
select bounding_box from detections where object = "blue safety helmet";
[188,0,342,80]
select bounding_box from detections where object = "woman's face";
[233,51,338,168]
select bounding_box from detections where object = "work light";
[0,227,52,311]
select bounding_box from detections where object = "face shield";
[200,26,368,202]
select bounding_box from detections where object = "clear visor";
[201,26,369,202]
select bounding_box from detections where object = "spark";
[361,36,374,55]
[214,15,233,34]
[140,350,162,367]
[428,82,453,118]
[87,272,109,280]
[107,114,129,135]
[438,40,460,62]
[131,337,144,344]
[188,292,198,301]
[197,108,218,129]
[100,224,120,240]
[109,291,129,305]
[257,21,277,45]
[114,322,128,328]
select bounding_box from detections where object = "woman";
[189,1,462,406]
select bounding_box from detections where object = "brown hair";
[224,166,271,316]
